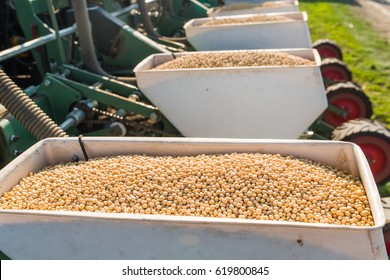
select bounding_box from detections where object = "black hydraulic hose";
[70,0,111,76]
[0,69,67,140]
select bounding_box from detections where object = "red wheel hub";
[324,94,367,127]
[360,143,386,175]
[384,230,390,255]
[321,66,350,81]
[316,46,341,60]
[350,135,390,183]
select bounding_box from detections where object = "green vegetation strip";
[300,0,390,127]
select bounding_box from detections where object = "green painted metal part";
[0,118,34,168]
[63,65,139,97]
[327,103,349,117]
[308,117,336,140]
[101,0,126,12]
[198,0,222,7]
[100,25,169,73]
[157,14,188,37]
[13,0,73,76]
[102,0,209,43]
[10,0,215,77]
[174,0,209,19]
[0,250,11,260]
[0,85,60,167]
[45,0,67,65]
[151,0,212,38]
[11,0,181,79]
[0,76,82,167]
[59,65,179,136]
[0,63,180,166]
[52,65,175,123]
[0,0,189,166]
[37,76,82,123]
[0,26,76,63]
[53,77,157,116]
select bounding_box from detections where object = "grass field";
[300,0,390,127]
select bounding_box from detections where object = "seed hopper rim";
[186,11,308,29]
[134,48,322,72]
[0,137,385,230]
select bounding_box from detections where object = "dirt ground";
[353,0,390,42]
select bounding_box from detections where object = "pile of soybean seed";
[203,14,293,26]
[0,153,374,226]
[154,51,315,70]
[216,2,291,12]
[260,1,291,8]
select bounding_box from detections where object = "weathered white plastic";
[208,0,299,17]
[184,12,311,51]
[0,137,387,259]
[134,49,327,139]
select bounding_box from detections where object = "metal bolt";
[12,150,21,157]
[9,135,19,143]
[129,94,140,101]
[44,80,51,87]
[71,155,80,162]
[63,69,71,76]
[110,122,127,136]
[149,112,158,121]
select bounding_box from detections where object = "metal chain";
[76,104,179,137]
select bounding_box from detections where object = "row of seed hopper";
[0,0,387,259]
[136,0,390,187]
[132,0,388,258]
[135,0,326,140]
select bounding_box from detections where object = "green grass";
[300,0,390,127]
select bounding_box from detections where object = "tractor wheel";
[313,39,343,61]
[320,58,352,83]
[332,118,390,185]
[323,82,373,127]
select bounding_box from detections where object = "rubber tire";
[323,82,373,127]
[313,39,343,61]
[332,118,390,185]
[320,58,353,83]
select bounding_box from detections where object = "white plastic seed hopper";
[184,12,311,51]
[0,137,387,259]
[134,49,327,139]
[208,0,300,17]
